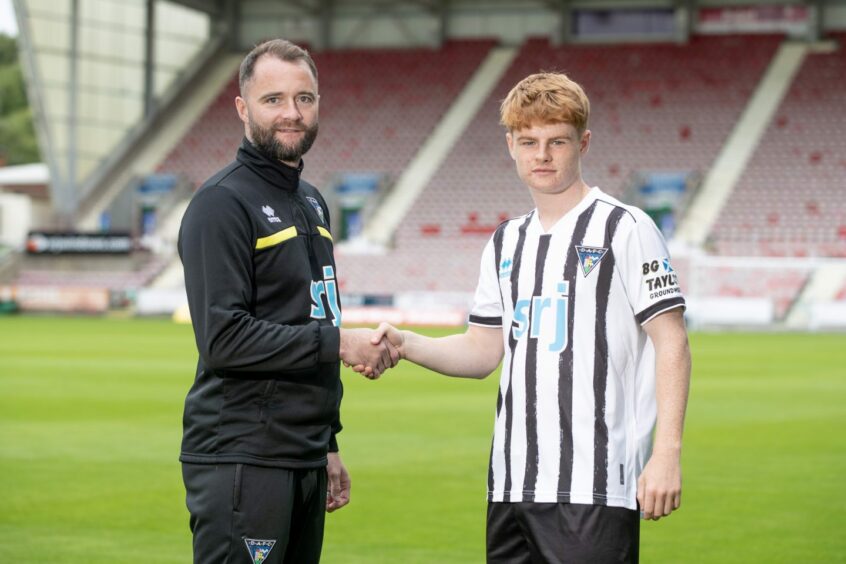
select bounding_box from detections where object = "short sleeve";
[468,236,503,327]
[617,214,685,325]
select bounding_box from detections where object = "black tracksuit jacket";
[177,139,342,469]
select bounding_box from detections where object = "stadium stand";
[16,254,170,292]
[98,33,836,318]
[154,75,241,189]
[8,0,846,330]
[339,35,784,294]
[156,40,496,191]
[685,261,810,320]
[154,40,496,298]
[709,32,846,258]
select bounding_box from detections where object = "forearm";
[191,304,339,374]
[400,328,502,379]
[652,330,691,455]
[181,187,340,375]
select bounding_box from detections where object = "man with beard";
[178,39,397,564]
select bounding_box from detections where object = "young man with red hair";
[369,72,691,562]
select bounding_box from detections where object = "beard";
[249,117,319,164]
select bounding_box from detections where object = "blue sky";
[1,0,18,36]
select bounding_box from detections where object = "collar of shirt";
[236,137,304,192]
[529,186,600,236]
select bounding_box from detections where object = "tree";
[0,33,39,165]
[0,107,38,164]
[0,33,17,66]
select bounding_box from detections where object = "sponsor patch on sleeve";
[641,257,681,300]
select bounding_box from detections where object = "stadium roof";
[11,0,843,225]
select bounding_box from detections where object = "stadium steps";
[148,199,189,290]
[707,35,846,259]
[0,247,21,284]
[674,40,807,248]
[360,45,519,248]
[784,262,846,328]
[336,36,785,294]
[15,253,170,292]
[76,47,242,230]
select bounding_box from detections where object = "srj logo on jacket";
[310,265,341,326]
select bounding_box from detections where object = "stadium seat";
[340,35,783,293]
[709,32,846,259]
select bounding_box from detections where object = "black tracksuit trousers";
[183,463,327,564]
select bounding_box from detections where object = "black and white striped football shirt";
[469,187,685,510]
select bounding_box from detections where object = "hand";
[636,450,682,520]
[349,322,405,376]
[369,322,405,355]
[326,452,350,513]
[339,328,399,379]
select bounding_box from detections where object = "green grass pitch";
[1,316,844,563]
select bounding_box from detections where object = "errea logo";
[499,257,513,279]
[262,205,281,223]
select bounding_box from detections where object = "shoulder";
[299,178,320,195]
[183,183,251,226]
[590,189,657,242]
[592,190,643,224]
[192,160,262,205]
[200,159,244,189]
[493,210,534,238]
[189,182,244,207]
[298,180,326,205]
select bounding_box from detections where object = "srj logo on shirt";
[512,281,570,353]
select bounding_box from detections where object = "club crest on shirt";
[262,205,281,223]
[244,538,276,563]
[306,196,325,224]
[575,246,608,277]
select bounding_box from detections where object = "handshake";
[339,323,404,379]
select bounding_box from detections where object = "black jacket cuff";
[318,325,340,363]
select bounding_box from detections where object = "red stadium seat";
[709,32,846,259]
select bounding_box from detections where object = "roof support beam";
[436,0,449,46]
[167,0,222,17]
[319,0,334,50]
[65,0,80,223]
[144,0,156,117]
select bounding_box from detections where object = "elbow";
[478,347,504,379]
[470,360,501,380]
[467,350,504,379]
[199,315,246,372]
[201,347,230,372]
[480,363,500,379]
[200,331,239,372]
